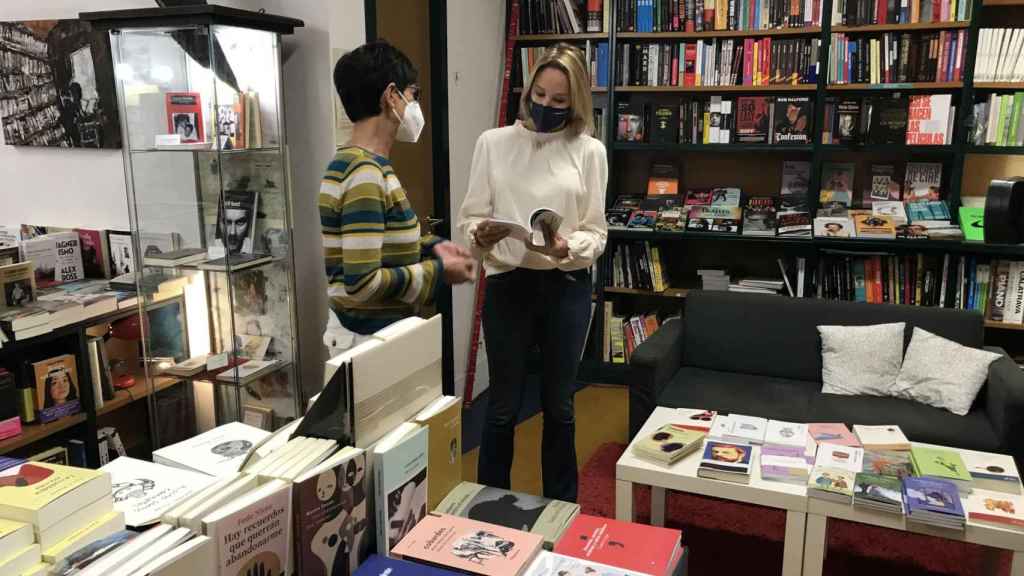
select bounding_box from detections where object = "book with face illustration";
[391,513,543,576]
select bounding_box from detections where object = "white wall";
[447,0,505,400]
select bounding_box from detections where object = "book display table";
[802,442,1024,576]
[616,407,809,576]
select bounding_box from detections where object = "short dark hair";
[334,40,418,123]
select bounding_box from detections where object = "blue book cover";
[0,456,24,471]
[356,554,461,576]
[597,43,609,87]
[903,477,964,517]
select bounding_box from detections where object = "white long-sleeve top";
[457,121,608,276]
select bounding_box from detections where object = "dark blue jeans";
[477,267,592,502]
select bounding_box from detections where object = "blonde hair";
[518,43,594,137]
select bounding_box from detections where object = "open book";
[489,208,563,246]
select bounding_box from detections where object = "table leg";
[802,513,828,576]
[782,511,806,576]
[1011,551,1024,576]
[651,486,666,527]
[616,479,635,522]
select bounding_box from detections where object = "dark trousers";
[477,267,592,502]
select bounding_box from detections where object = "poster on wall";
[0,20,121,148]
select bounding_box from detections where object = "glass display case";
[81,6,304,442]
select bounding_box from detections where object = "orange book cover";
[391,512,543,576]
[643,315,660,339]
[647,177,679,196]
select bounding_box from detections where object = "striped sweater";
[320,146,442,334]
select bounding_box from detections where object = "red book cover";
[762,39,771,86]
[672,47,680,86]
[392,513,543,576]
[932,0,940,21]
[954,30,964,81]
[873,256,884,303]
[686,0,695,31]
[743,38,753,85]
[877,0,886,24]
[684,44,697,86]
[165,92,204,143]
[554,514,681,576]
[704,3,715,30]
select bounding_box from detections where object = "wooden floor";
[462,384,628,494]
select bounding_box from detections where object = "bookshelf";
[505,0,1024,382]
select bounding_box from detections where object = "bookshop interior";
[9,0,1024,575]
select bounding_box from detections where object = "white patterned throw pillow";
[890,327,1001,416]
[819,323,905,397]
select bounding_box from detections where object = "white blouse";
[456,121,609,276]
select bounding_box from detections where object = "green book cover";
[854,472,903,505]
[910,446,972,482]
[1010,93,1023,146]
[960,207,985,242]
[998,95,1010,147]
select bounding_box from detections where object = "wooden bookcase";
[506,0,1024,383]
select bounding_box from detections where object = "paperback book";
[807,467,856,503]
[814,443,865,473]
[853,473,904,514]
[672,408,717,433]
[862,450,914,479]
[554,514,681,576]
[966,490,1024,531]
[910,446,973,494]
[808,424,861,447]
[961,452,1021,495]
[633,425,705,465]
[741,197,777,237]
[153,421,270,477]
[391,513,543,576]
[904,477,965,529]
[696,441,753,484]
[685,206,741,234]
[374,423,428,556]
[101,457,216,528]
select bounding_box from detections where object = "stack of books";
[152,421,270,477]
[862,449,914,479]
[708,413,767,445]
[808,423,861,447]
[553,514,686,576]
[853,425,911,452]
[963,452,1021,495]
[697,269,730,291]
[904,477,966,530]
[697,441,754,484]
[910,446,973,495]
[391,513,544,576]
[808,443,865,504]
[633,424,706,465]
[966,491,1024,532]
[760,420,813,485]
[853,473,905,515]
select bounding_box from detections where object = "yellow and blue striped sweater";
[320,146,442,334]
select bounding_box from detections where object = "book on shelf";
[872,201,908,224]
[30,354,81,424]
[966,490,1024,531]
[828,31,967,84]
[75,229,111,280]
[906,94,953,146]
[741,196,777,237]
[143,248,207,267]
[910,445,973,494]
[867,165,900,203]
[780,160,810,198]
[374,422,428,557]
[832,0,971,25]
[773,96,812,144]
[633,424,705,465]
[852,212,897,239]
[165,92,205,144]
[0,261,36,310]
[903,476,965,529]
[776,212,812,237]
[862,449,915,479]
[21,232,85,289]
[650,105,678,144]
[413,396,462,512]
[697,441,753,484]
[973,92,1024,147]
[736,96,771,144]
[821,162,855,205]
[202,479,292,576]
[959,206,985,242]
[626,210,657,229]
[961,451,1021,495]
[814,217,854,238]
[605,208,633,229]
[853,473,904,515]
[823,97,867,145]
[808,423,861,447]
[974,29,1024,84]
[100,457,217,528]
[517,0,593,34]
[710,187,741,206]
[655,206,685,231]
[214,359,282,385]
[616,101,647,142]
[197,252,273,272]
[554,514,682,576]
[436,482,580,550]
[0,246,18,267]
[868,96,910,145]
[685,205,741,234]
[391,512,543,576]
[807,467,856,503]
[647,163,679,196]
[153,421,270,478]
[853,424,911,451]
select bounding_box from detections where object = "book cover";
[736,96,771,143]
[101,456,216,528]
[814,443,865,473]
[21,232,84,289]
[862,450,914,479]
[959,207,985,242]
[854,213,897,238]
[294,448,368,576]
[910,446,972,483]
[966,491,1024,529]
[821,163,855,201]
[741,197,777,236]
[904,162,943,202]
[780,161,811,197]
[872,201,909,224]
[808,423,861,447]
[165,92,205,144]
[212,189,259,256]
[655,207,685,231]
[32,355,81,424]
[834,98,864,145]
[633,424,705,464]
[764,420,809,450]
[75,229,110,279]
[554,514,679,576]
[0,462,111,532]
[868,96,909,145]
[699,441,753,472]
[40,510,125,565]
[0,246,17,267]
[814,217,853,238]
[355,554,463,576]
[0,518,32,564]
[710,187,742,206]
[672,408,717,432]
[907,94,952,145]
[625,210,657,229]
[153,421,270,477]
[868,165,901,202]
[106,231,135,277]
[772,96,812,143]
[852,425,910,451]
[686,205,741,233]
[776,212,812,236]
[604,209,632,229]
[436,482,580,550]
[906,200,951,222]
[392,513,543,576]
[904,477,964,516]
[853,473,903,508]
[646,163,679,196]
[525,550,653,576]
[412,397,462,512]
[0,262,36,309]
[650,105,677,144]
[375,424,428,556]
[809,467,856,497]
[961,452,1021,494]
[203,479,291,576]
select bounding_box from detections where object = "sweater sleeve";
[321,162,441,307]
[562,138,608,267]
[456,132,494,260]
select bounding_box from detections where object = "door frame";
[365,0,455,397]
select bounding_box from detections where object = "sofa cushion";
[681,291,985,383]
[811,393,1000,453]
[656,366,816,423]
[819,322,905,397]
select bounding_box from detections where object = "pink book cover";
[391,513,542,576]
[808,423,861,447]
[554,514,681,576]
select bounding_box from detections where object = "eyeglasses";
[408,84,421,101]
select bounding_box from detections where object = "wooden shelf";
[615,142,813,152]
[985,320,1024,331]
[827,82,962,90]
[0,414,87,455]
[973,82,1024,90]
[617,84,817,92]
[511,86,608,93]
[605,287,691,298]
[514,33,609,41]
[618,26,821,39]
[821,143,955,154]
[832,21,969,33]
[966,145,1024,155]
[982,0,1024,6]
[97,373,183,417]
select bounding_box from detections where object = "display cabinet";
[81,6,304,443]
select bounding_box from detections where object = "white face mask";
[392,89,425,143]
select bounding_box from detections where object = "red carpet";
[578,443,1012,576]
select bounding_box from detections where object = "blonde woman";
[457,43,608,501]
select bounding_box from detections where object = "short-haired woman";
[323,41,475,355]
[457,43,608,501]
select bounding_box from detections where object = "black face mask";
[529,99,570,132]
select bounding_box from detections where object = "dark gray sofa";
[629,290,1024,464]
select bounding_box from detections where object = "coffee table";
[616,407,810,576]
[802,442,1024,576]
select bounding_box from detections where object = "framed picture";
[242,404,273,431]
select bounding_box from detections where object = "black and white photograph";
[210,439,253,458]
[172,112,198,141]
[4,278,33,307]
[387,468,427,551]
[464,486,548,532]
[215,189,259,255]
[0,20,120,148]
